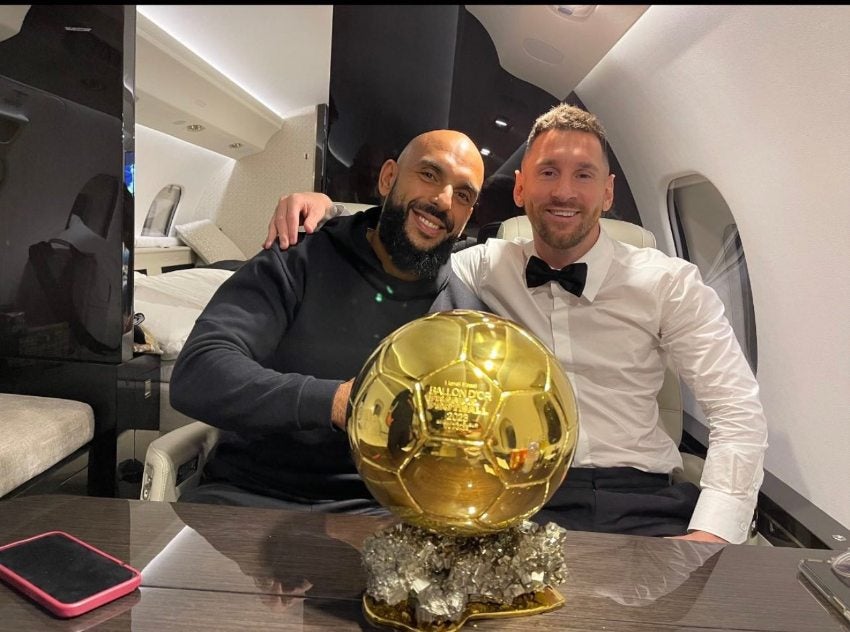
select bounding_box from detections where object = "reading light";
[480,148,492,156]
[186,124,205,132]
[551,5,597,20]
[229,142,243,149]
[494,118,509,129]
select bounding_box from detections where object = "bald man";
[170,130,489,511]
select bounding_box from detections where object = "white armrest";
[673,452,706,487]
[141,421,219,502]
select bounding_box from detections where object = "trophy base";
[363,587,565,632]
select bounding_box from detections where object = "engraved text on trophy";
[425,379,494,436]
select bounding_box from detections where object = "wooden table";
[0,495,847,631]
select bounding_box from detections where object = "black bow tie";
[525,256,587,297]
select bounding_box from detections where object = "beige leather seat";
[498,215,657,247]
[141,217,696,501]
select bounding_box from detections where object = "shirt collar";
[522,226,614,302]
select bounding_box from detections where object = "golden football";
[347,310,578,535]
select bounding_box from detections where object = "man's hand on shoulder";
[264,192,335,250]
[669,530,728,544]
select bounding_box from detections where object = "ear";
[512,169,525,208]
[602,173,615,213]
[377,160,398,197]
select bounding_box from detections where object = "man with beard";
[169,129,487,510]
[267,104,768,545]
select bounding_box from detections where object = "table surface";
[0,495,847,631]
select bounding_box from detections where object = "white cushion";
[174,219,246,264]
[0,394,94,497]
[339,202,374,214]
[497,215,657,248]
[600,218,656,248]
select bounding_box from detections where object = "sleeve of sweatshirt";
[169,247,342,435]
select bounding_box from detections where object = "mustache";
[547,198,584,212]
[409,201,454,233]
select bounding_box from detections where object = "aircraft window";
[141,184,182,237]
[667,175,758,374]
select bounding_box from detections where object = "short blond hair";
[526,103,609,169]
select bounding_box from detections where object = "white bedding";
[134,268,233,361]
[134,235,184,248]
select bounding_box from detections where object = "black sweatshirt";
[170,207,489,502]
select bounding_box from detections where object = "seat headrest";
[496,216,656,249]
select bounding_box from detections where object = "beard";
[529,202,602,252]
[377,188,456,280]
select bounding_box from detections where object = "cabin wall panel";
[576,4,850,529]
[135,125,234,236]
[135,109,316,257]
[202,109,317,258]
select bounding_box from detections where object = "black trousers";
[179,481,391,516]
[532,466,700,537]
[181,467,699,537]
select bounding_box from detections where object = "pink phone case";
[0,531,141,618]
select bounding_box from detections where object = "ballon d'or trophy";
[348,310,579,631]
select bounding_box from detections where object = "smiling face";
[515,129,614,268]
[374,130,484,279]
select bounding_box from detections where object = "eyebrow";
[537,159,601,174]
[575,161,601,173]
[419,158,481,198]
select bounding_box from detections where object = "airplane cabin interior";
[0,5,848,631]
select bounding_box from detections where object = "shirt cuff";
[688,488,756,544]
[296,377,344,432]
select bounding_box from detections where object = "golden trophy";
[348,310,579,631]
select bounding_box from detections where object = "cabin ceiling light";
[186,124,205,132]
[480,148,491,156]
[551,5,597,20]
[494,118,509,129]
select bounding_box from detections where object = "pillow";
[174,219,246,264]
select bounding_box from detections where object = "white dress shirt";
[451,230,768,543]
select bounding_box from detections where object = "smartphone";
[0,531,141,618]
[798,557,850,624]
